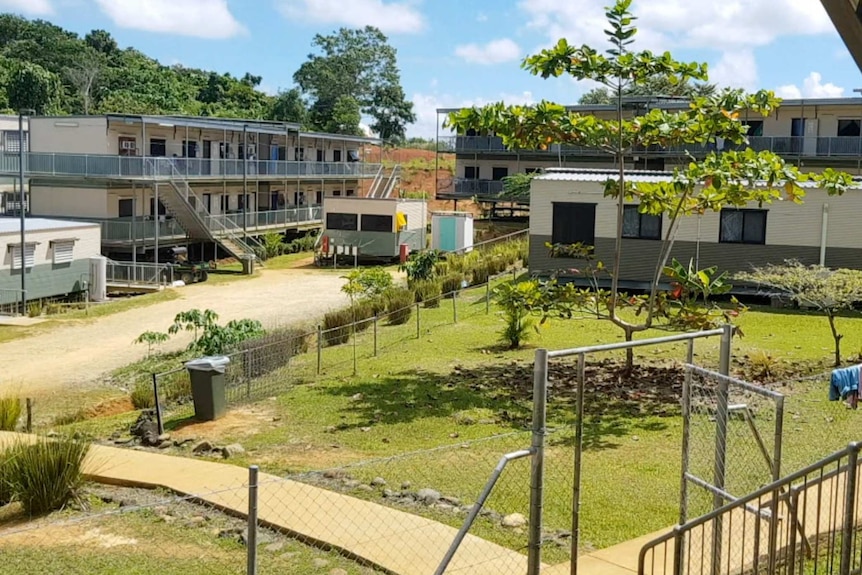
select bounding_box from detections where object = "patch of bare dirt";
[86,397,135,419]
[169,405,278,444]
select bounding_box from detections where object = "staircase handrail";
[381,165,402,199]
[367,163,385,198]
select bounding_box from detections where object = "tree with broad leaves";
[294,26,416,138]
[445,0,854,370]
[736,262,862,367]
[7,60,63,113]
[268,88,308,126]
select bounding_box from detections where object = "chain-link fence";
[149,268,518,428]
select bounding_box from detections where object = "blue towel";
[830,365,861,401]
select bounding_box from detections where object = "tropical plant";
[494,280,550,349]
[737,262,862,366]
[445,0,853,369]
[168,309,219,344]
[134,330,170,357]
[261,232,286,259]
[401,250,440,283]
[2,436,90,515]
[341,268,394,300]
[194,318,265,356]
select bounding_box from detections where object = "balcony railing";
[447,179,505,198]
[52,206,323,244]
[440,135,862,158]
[0,153,381,180]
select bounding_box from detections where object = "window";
[315,191,323,204]
[51,239,75,265]
[183,140,198,158]
[551,203,596,247]
[464,166,479,180]
[295,148,305,161]
[219,142,231,159]
[9,243,35,270]
[327,212,358,231]
[334,149,342,162]
[346,189,355,197]
[525,167,541,174]
[333,190,342,197]
[622,205,662,240]
[316,149,324,162]
[4,131,29,153]
[744,120,764,137]
[838,119,861,138]
[118,198,134,218]
[719,209,767,244]
[492,167,509,181]
[219,194,228,211]
[149,139,167,157]
[149,198,167,216]
[361,214,393,232]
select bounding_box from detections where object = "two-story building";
[0,114,390,263]
[435,97,862,201]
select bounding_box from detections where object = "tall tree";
[7,60,63,113]
[579,74,717,105]
[446,0,853,369]
[268,88,308,125]
[65,55,103,114]
[84,29,118,57]
[294,26,415,137]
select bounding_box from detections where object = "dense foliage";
[0,16,413,137]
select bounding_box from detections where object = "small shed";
[0,217,102,306]
[431,212,474,253]
[319,197,427,260]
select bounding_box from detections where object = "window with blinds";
[4,131,29,153]
[10,243,36,269]
[51,240,75,265]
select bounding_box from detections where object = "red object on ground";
[399,244,410,263]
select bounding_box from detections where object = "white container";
[431,212,474,253]
[89,256,107,302]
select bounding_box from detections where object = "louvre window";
[51,240,75,265]
[9,243,36,269]
[4,131,29,153]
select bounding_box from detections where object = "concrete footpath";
[0,432,537,575]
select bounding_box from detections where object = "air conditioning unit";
[121,141,136,150]
[247,145,256,155]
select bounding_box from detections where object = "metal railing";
[439,135,862,158]
[449,179,505,198]
[204,206,322,234]
[105,260,173,287]
[0,152,382,179]
[638,442,862,575]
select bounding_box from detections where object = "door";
[803,118,819,157]
[790,118,805,154]
[203,140,212,175]
[271,192,280,210]
[439,217,458,251]
[202,193,212,213]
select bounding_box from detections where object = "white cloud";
[409,91,535,139]
[708,50,758,91]
[776,72,845,99]
[454,38,521,65]
[94,0,245,39]
[0,0,53,15]
[476,12,488,22]
[276,0,425,34]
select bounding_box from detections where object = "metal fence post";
[316,324,322,375]
[152,373,164,435]
[528,349,548,575]
[452,290,458,323]
[571,352,587,575]
[485,280,491,314]
[679,341,693,526]
[711,324,733,575]
[840,445,859,575]
[373,315,378,357]
[25,398,32,433]
[415,302,420,339]
[247,465,259,575]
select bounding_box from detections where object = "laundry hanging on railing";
[829,364,862,409]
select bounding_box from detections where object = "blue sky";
[4,0,861,138]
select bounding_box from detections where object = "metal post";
[247,465,259,575]
[25,398,32,433]
[840,446,859,575]
[711,324,733,575]
[154,184,160,266]
[452,289,458,323]
[152,373,164,435]
[243,125,248,240]
[352,308,357,376]
[528,349,548,575]
[131,191,137,282]
[316,324,322,375]
[679,340,694,526]
[485,280,491,314]
[571,352,587,575]
[17,110,28,315]
[415,302,420,339]
[373,315,378,357]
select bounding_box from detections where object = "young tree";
[445,0,853,369]
[737,262,862,367]
[293,26,416,137]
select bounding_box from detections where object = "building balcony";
[441,179,505,199]
[0,153,381,181]
[440,135,862,159]
[51,205,323,245]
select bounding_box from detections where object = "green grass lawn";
[54,281,862,563]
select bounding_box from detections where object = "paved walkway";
[0,432,536,575]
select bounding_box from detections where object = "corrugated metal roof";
[535,168,862,189]
[0,217,99,235]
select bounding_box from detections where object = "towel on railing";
[829,365,862,402]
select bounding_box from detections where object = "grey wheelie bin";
[184,356,231,421]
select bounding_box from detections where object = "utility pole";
[242,124,248,241]
[18,109,34,314]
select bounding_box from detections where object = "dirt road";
[0,269,348,395]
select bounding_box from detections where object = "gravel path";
[0,269,348,395]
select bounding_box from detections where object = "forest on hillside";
[0,16,417,140]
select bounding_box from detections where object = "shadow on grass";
[324,359,681,451]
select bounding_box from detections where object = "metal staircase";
[368,165,401,198]
[151,160,260,261]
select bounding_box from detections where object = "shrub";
[471,261,491,286]
[0,456,11,506]
[3,436,90,515]
[130,382,155,410]
[287,231,319,253]
[27,301,42,318]
[0,396,21,431]
[441,273,465,298]
[400,250,440,282]
[239,327,312,379]
[342,268,394,299]
[352,301,376,333]
[323,308,353,346]
[412,279,442,308]
[261,232,287,259]
[386,288,414,325]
